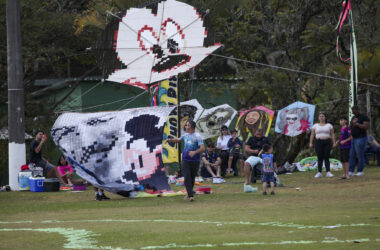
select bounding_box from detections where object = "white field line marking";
[0,227,131,250]
[0,228,379,249]
[1,219,378,229]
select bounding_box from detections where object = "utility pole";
[7,0,26,190]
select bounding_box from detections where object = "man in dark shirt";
[30,130,64,183]
[201,142,222,180]
[244,129,271,188]
[349,106,370,176]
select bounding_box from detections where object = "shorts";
[340,148,350,163]
[262,173,274,183]
[35,160,54,176]
[229,151,243,159]
[245,156,262,168]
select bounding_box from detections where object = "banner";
[159,77,179,163]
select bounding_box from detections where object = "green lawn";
[1,166,380,249]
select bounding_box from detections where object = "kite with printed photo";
[51,107,175,196]
[275,101,315,137]
[94,0,221,90]
[236,106,275,142]
[196,104,237,139]
[179,99,204,133]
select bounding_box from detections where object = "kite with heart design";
[95,0,221,89]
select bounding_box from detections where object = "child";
[57,155,86,188]
[336,117,352,179]
[227,129,244,176]
[259,144,278,195]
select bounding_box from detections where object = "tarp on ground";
[297,156,342,171]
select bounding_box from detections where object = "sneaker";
[325,172,334,178]
[244,184,258,193]
[348,172,355,177]
[100,193,110,200]
[213,178,221,184]
[189,197,194,202]
[262,191,267,195]
[270,191,275,195]
[356,172,364,176]
[95,194,102,201]
[314,172,322,178]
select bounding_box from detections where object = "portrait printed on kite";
[236,108,273,142]
[196,104,237,139]
[51,107,174,196]
[276,108,311,137]
[180,105,198,132]
[95,0,221,89]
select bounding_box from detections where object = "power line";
[211,53,380,88]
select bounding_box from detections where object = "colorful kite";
[196,104,237,139]
[95,0,221,90]
[180,99,204,133]
[51,107,174,196]
[275,101,315,137]
[236,106,274,142]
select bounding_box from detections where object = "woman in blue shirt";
[166,120,204,201]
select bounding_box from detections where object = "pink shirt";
[57,164,73,176]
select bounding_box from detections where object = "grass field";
[1,166,380,250]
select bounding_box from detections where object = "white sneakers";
[314,172,323,178]
[325,172,334,178]
[314,172,334,178]
[213,177,225,184]
[348,171,364,176]
[356,172,364,176]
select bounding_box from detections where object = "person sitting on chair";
[365,134,380,166]
[29,130,65,184]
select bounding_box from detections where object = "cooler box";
[29,177,45,192]
[196,186,211,194]
[44,178,60,192]
[19,171,33,190]
[73,184,87,191]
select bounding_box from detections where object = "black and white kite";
[51,107,174,196]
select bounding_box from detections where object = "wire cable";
[210,53,380,88]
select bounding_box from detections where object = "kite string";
[58,81,103,111]
[210,53,379,88]
[57,91,148,113]
[118,90,148,110]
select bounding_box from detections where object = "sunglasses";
[286,117,298,121]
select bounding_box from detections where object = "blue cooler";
[29,177,45,192]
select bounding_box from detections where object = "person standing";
[243,129,271,192]
[349,106,370,176]
[30,130,65,184]
[166,121,204,202]
[336,117,352,179]
[309,112,336,178]
[216,125,231,177]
